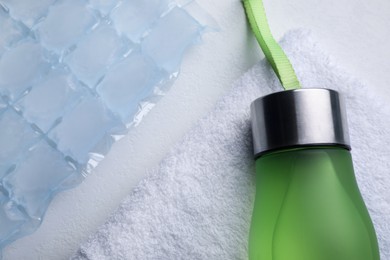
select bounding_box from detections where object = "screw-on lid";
[251,88,350,157]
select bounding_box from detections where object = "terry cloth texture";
[73,30,390,260]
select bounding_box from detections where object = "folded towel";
[73,30,390,260]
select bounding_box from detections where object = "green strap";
[243,0,301,90]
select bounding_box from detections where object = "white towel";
[73,30,390,260]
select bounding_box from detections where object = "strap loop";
[243,0,301,90]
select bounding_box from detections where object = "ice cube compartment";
[0,109,40,179]
[14,68,84,132]
[36,0,99,52]
[0,0,210,252]
[64,24,129,88]
[0,40,50,101]
[97,51,164,121]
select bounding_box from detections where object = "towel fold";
[73,30,390,260]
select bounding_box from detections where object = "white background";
[4,0,390,259]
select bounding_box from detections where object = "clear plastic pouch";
[0,0,216,252]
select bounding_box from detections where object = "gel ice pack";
[0,0,214,253]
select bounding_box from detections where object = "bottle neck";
[255,145,350,160]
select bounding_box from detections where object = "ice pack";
[0,0,214,253]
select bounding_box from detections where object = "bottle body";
[249,147,379,260]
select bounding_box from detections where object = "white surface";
[73,29,390,260]
[4,0,390,259]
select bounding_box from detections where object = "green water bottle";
[249,88,380,260]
